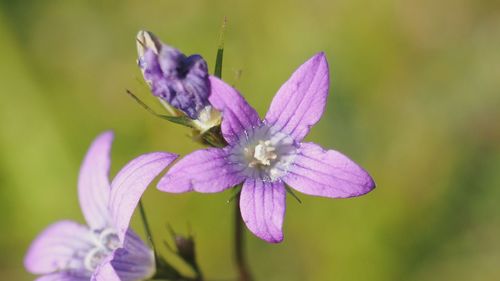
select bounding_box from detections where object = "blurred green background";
[1,0,499,280]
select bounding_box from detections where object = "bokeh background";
[1,0,499,280]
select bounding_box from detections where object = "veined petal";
[283,142,375,198]
[25,221,94,275]
[265,53,329,142]
[208,76,261,144]
[158,148,245,193]
[92,231,154,281]
[109,152,177,242]
[240,179,286,243]
[113,231,155,281]
[121,230,154,262]
[78,131,114,230]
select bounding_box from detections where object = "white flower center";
[229,125,298,181]
[249,140,277,167]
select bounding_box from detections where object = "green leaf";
[285,185,302,204]
[213,16,226,78]
[226,184,243,204]
[160,115,193,128]
[125,89,193,128]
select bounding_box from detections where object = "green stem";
[139,200,157,254]
[234,195,253,281]
[192,261,204,281]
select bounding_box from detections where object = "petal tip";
[351,173,376,198]
[266,234,284,244]
[316,51,326,58]
[252,229,284,244]
[366,175,376,191]
[100,130,114,139]
[311,51,327,62]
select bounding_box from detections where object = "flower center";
[249,140,277,167]
[99,228,120,251]
[83,228,120,272]
[229,124,298,182]
[84,248,108,272]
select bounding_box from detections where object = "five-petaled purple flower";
[157,53,375,243]
[137,30,211,120]
[24,132,177,280]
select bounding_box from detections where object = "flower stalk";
[234,194,253,281]
[139,200,156,252]
[212,18,253,281]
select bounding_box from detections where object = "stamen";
[84,248,108,271]
[252,140,277,166]
[99,229,120,251]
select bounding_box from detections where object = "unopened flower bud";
[136,30,220,129]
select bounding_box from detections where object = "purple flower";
[137,30,211,120]
[157,53,375,243]
[24,132,177,280]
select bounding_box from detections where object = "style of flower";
[137,30,220,130]
[157,53,375,243]
[24,132,177,280]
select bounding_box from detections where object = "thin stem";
[139,200,157,254]
[234,195,253,281]
[126,89,165,118]
[125,89,193,128]
[192,260,204,281]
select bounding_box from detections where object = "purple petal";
[91,256,120,281]
[112,231,155,281]
[208,76,261,144]
[36,272,89,281]
[24,221,94,275]
[239,179,286,243]
[92,231,154,281]
[78,131,113,230]
[283,142,375,198]
[121,230,154,264]
[109,152,177,241]
[158,147,245,193]
[265,53,329,141]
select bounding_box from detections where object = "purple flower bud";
[137,31,210,119]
